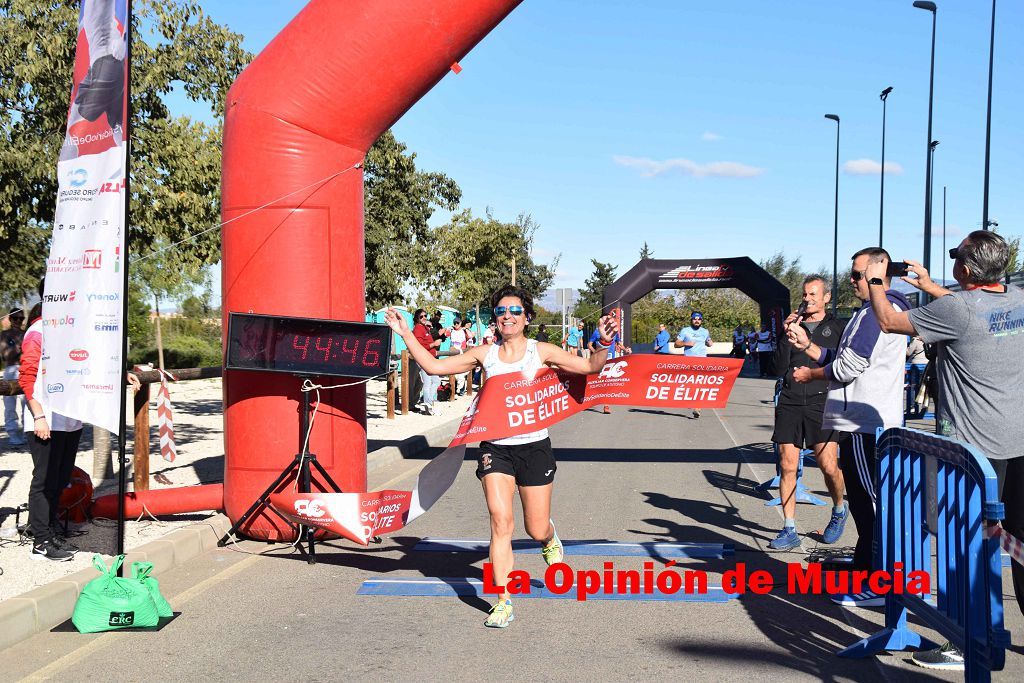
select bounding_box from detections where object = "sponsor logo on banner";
[43,316,76,328]
[66,368,91,376]
[294,500,327,518]
[658,263,734,284]
[68,168,88,187]
[81,383,115,393]
[598,360,628,379]
[69,349,89,362]
[87,292,119,302]
[94,322,119,332]
[82,250,102,269]
[44,290,76,303]
[47,383,64,393]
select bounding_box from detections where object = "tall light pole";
[914,1,938,296]
[825,114,840,314]
[942,185,947,285]
[879,86,893,247]
[929,140,939,271]
[982,0,997,231]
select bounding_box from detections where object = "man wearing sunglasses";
[3,308,27,446]
[788,247,911,608]
[863,231,1024,671]
[675,311,713,417]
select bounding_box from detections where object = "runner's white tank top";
[483,338,549,445]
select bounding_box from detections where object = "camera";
[886,261,909,277]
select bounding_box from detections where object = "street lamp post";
[914,1,938,297]
[879,86,893,248]
[982,0,997,231]
[929,140,939,274]
[942,185,947,285]
[825,114,840,314]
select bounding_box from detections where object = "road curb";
[0,416,460,653]
[366,413,464,473]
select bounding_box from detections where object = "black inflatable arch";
[602,257,791,346]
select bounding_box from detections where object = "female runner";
[386,284,616,627]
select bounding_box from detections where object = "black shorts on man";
[475,437,556,486]
[772,399,848,450]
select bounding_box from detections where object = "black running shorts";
[771,399,847,450]
[475,437,556,486]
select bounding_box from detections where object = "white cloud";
[843,159,904,176]
[612,155,764,178]
[701,132,722,142]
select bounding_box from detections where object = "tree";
[425,209,557,315]
[639,242,653,260]
[573,259,617,319]
[364,130,461,309]
[0,0,251,304]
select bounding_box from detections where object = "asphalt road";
[5,371,1021,682]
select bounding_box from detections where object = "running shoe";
[602,405,611,414]
[910,642,964,670]
[831,590,885,607]
[50,532,79,554]
[693,409,701,418]
[768,526,800,550]
[30,540,74,562]
[822,504,848,544]
[541,521,564,566]
[484,599,514,628]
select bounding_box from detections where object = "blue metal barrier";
[838,427,1010,681]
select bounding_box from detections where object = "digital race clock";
[226,313,393,379]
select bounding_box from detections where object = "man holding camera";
[866,231,1024,670]
[768,276,847,550]
[789,248,910,607]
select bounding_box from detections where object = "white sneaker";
[830,590,884,608]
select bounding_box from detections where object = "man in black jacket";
[768,275,849,550]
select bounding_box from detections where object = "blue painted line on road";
[412,539,734,558]
[356,577,737,602]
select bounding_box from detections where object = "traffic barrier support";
[838,427,1010,681]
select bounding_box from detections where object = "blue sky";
[195,0,1021,294]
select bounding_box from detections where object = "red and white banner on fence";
[42,0,130,434]
[269,355,743,544]
[988,522,1024,568]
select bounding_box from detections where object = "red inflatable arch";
[220,0,523,539]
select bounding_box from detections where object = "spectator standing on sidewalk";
[449,318,469,396]
[865,231,1024,670]
[789,247,910,608]
[411,308,443,415]
[2,307,27,446]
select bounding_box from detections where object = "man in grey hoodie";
[789,247,910,606]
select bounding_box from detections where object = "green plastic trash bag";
[132,561,172,618]
[72,555,160,633]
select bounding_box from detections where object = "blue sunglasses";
[493,305,525,317]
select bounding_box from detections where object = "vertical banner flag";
[43,0,129,434]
